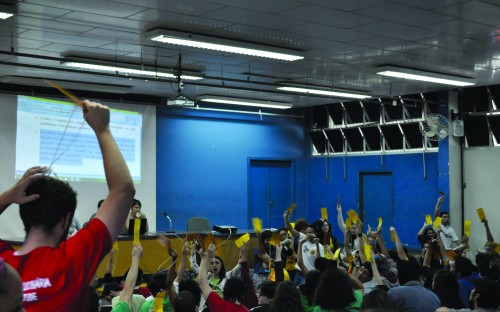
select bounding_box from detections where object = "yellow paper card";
[321,207,328,220]
[433,216,442,229]
[290,222,295,229]
[235,233,250,248]
[377,217,383,229]
[287,203,297,214]
[346,255,354,263]
[346,217,352,228]
[133,218,141,244]
[494,243,500,254]
[271,232,281,246]
[112,241,119,251]
[252,218,262,233]
[477,208,486,222]
[365,245,372,261]
[346,209,359,224]
[154,292,165,311]
[464,220,471,237]
[333,248,341,260]
[363,235,368,244]
[425,214,433,226]
[390,230,395,242]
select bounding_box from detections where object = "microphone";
[162,212,174,233]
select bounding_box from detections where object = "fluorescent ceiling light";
[0,4,15,19]
[376,66,474,87]
[0,12,13,19]
[199,96,292,109]
[277,86,371,99]
[0,76,131,94]
[148,29,304,62]
[63,62,203,80]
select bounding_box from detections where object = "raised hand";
[0,166,47,207]
[82,100,110,134]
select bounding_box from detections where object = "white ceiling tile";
[353,21,437,40]
[281,5,378,28]
[19,30,114,48]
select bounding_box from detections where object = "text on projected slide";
[15,95,142,182]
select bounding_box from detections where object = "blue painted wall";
[306,152,440,249]
[155,107,443,249]
[156,108,307,232]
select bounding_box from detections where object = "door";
[249,159,293,229]
[359,172,394,247]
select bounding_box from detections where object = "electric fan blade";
[426,116,438,127]
[425,129,437,138]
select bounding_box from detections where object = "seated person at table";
[124,199,149,234]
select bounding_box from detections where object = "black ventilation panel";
[310,131,328,153]
[464,115,489,146]
[364,102,381,121]
[361,127,381,150]
[327,104,344,125]
[344,102,363,123]
[486,115,500,143]
[400,123,423,148]
[325,129,344,152]
[381,124,403,149]
[311,106,329,129]
[384,104,403,120]
[343,128,364,152]
[462,88,489,113]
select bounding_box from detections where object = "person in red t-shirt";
[0,100,136,312]
[196,244,249,312]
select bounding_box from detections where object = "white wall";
[463,147,500,254]
[0,94,157,238]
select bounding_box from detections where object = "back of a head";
[454,256,474,277]
[20,176,77,234]
[475,278,500,309]
[360,288,393,311]
[173,291,197,312]
[222,276,245,302]
[178,279,202,307]
[396,259,422,285]
[432,270,463,309]
[314,268,356,310]
[102,282,121,298]
[294,218,309,232]
[148,271,168,296]
[258,281,276,299]
[271,281,304,312]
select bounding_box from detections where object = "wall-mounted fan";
[419,113,449,141]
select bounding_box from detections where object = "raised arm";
[483,219,495,244]
[434,193,445,219]
[174,243,190,284]
[284,211,300,238]
[337,202,346,232]
[84,100,136,241]
[373,227,390,258]
[256,231,271,266]
[357,222,367,264]
[119,244,143,308]
[196,244,216,300]
[390,227,407,260]
[369,250,382,287]
[297,237,309,275]
[0,166,45,214]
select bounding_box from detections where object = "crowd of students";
[0,99,499,312]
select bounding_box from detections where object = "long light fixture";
[277,86,371,99]
[376,66,475,87]
[147,29,304,62]
[198,96,293,109]
[0,4,15,19]
[63,61,203,80]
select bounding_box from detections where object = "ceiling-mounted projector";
[167,96,195,107]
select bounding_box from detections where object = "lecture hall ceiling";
[1,0,500,108]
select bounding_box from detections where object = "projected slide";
[15,96,142,182]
